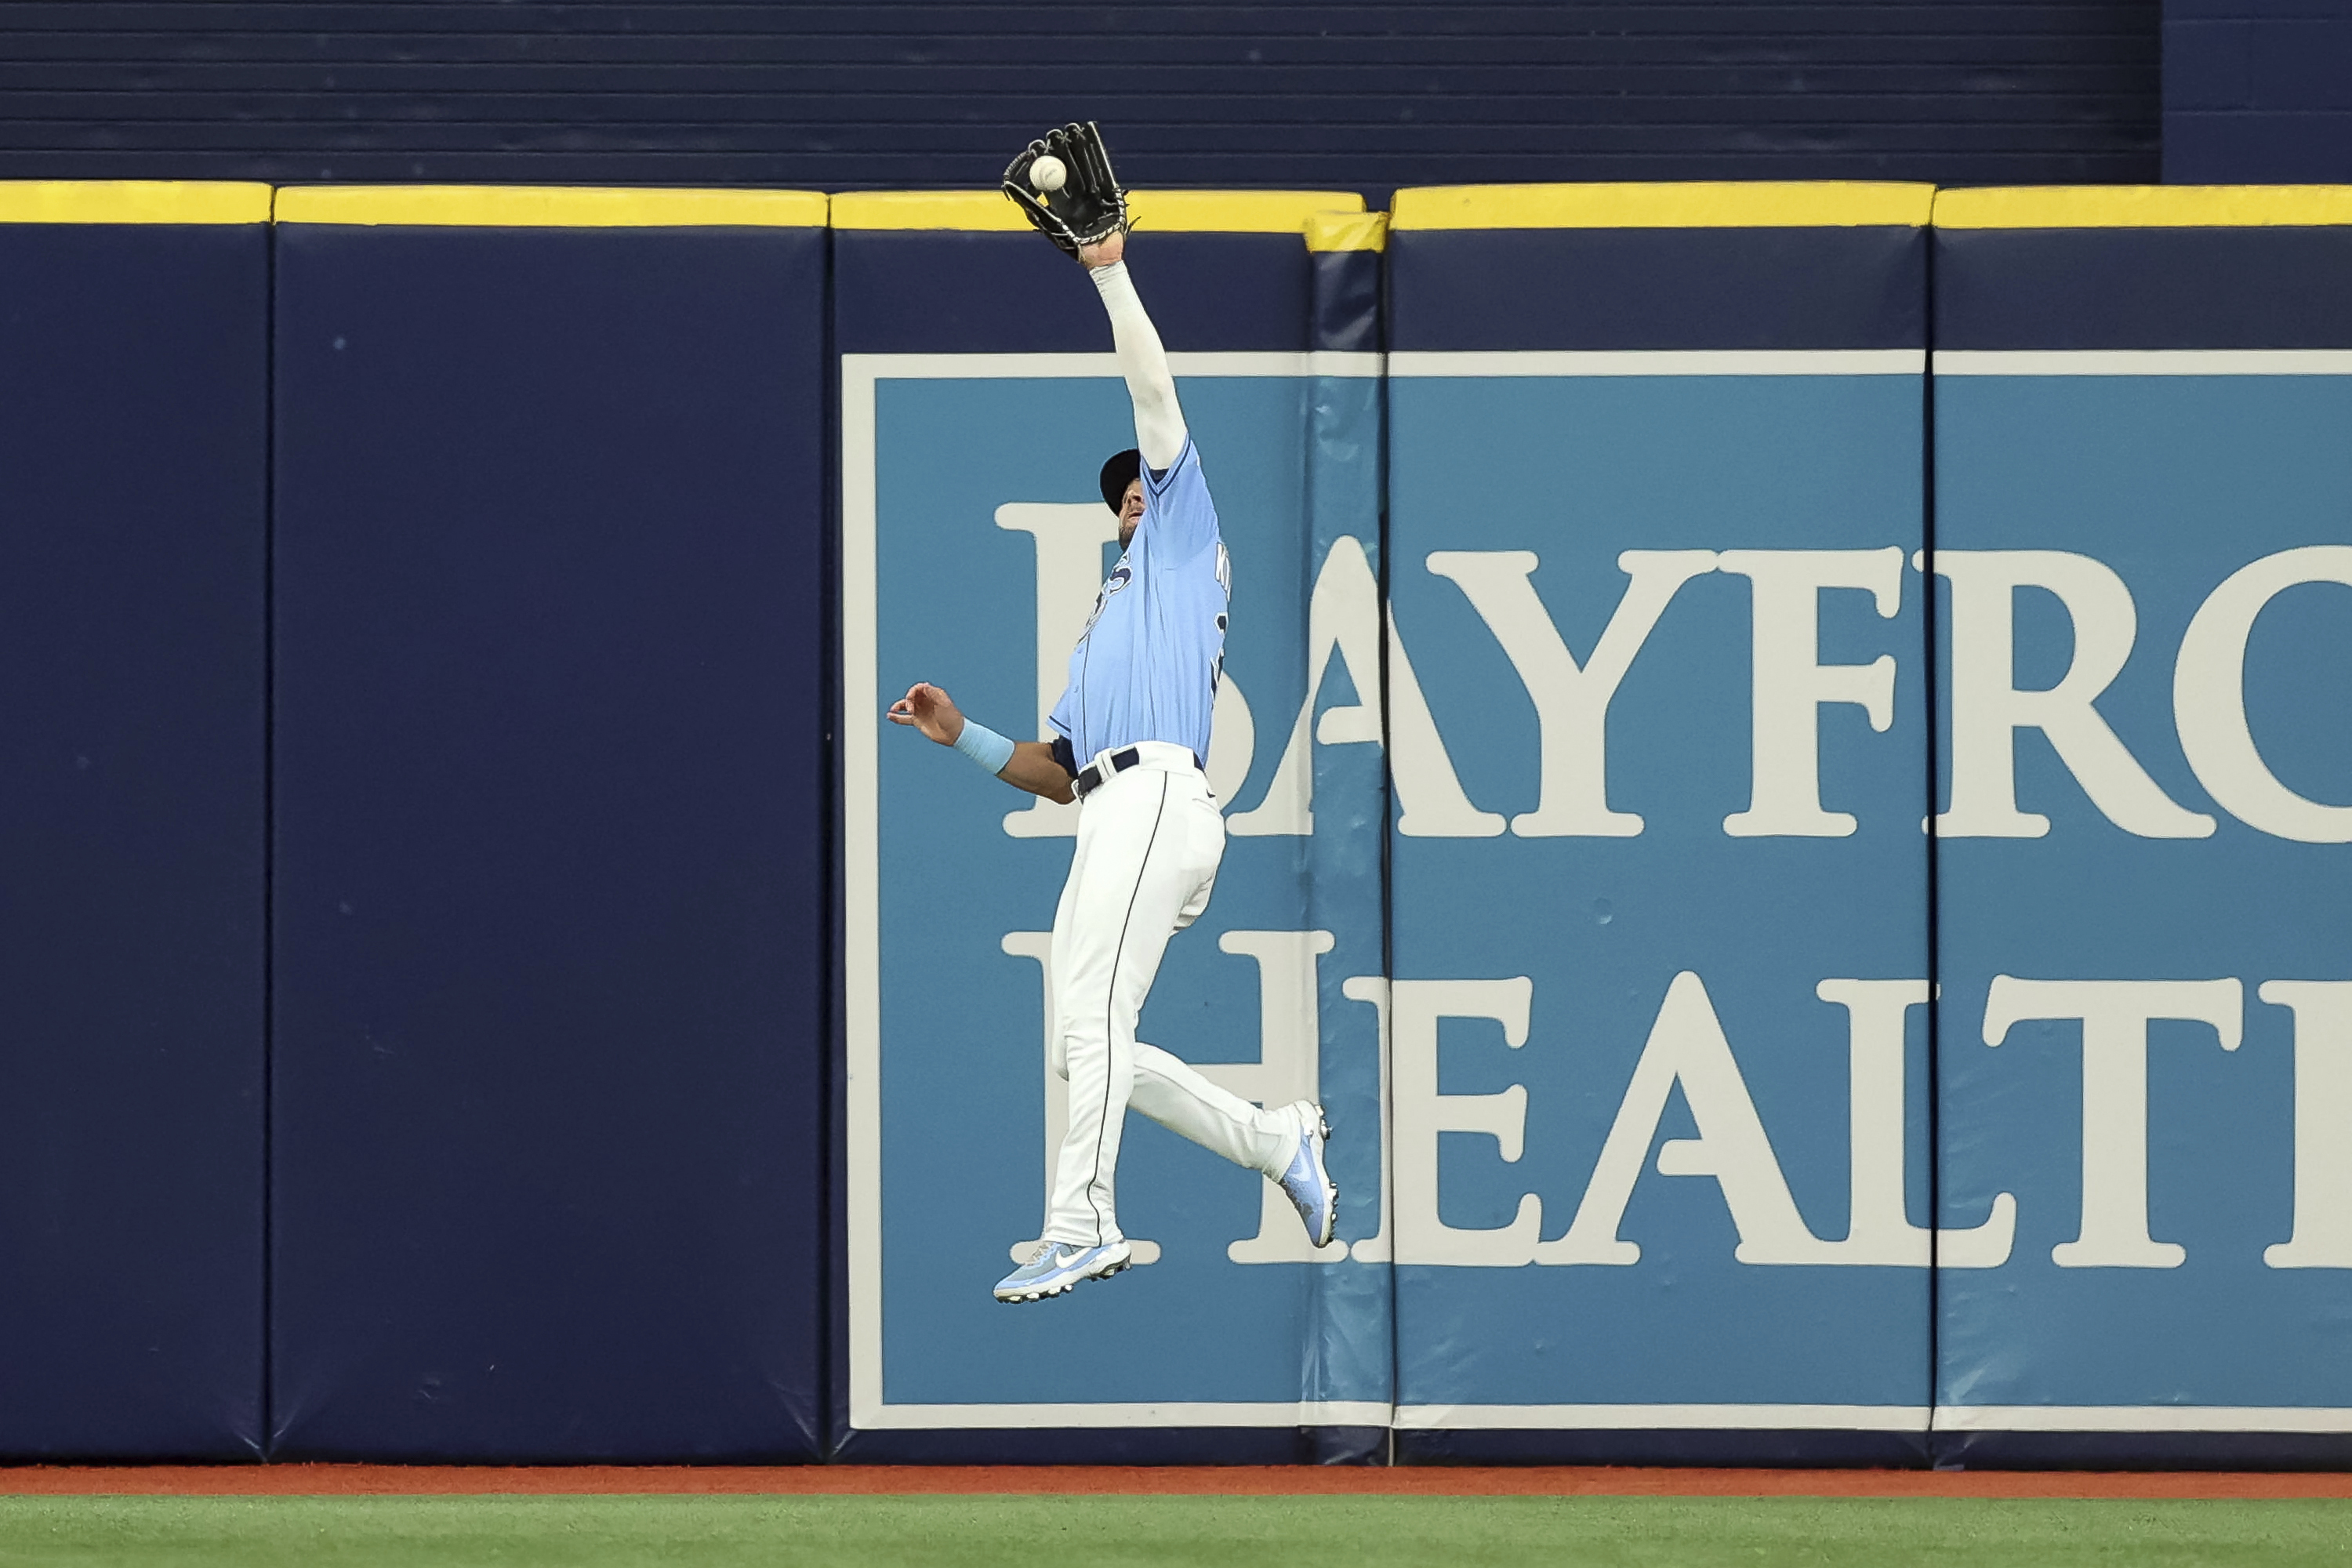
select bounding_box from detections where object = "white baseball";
[1030,155,1068,193]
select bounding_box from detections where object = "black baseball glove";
[1003,122,1128,261]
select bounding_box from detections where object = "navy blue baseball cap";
[1099,448,1142,512]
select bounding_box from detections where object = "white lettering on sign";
[1000,936,2340,1272]
[1001,517,2350,843]
[1932,550,2216,840]
[2259,981,2352,1269]
[1983,976,2243,1268]
[1229,535,1498,839]
[2174,546,2352,844]
[1717,549,1904,839]
[1812,980,2014,1267]
[1388,978,1542,1265]
[1426,549,1717,838]
[977,521,2348,1272]
[1541,971,1830,1265]
[995,503,1117,840]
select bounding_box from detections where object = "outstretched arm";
[1079,231,1185,473]
[887,681,1076,804]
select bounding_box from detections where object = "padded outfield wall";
[0,180,2347,1463]
[833,190,1393,1464]
[0,180,272,1459]
[1929,185,2352,1467]
[265,186,833,1462]
[1383,183,1936,1465]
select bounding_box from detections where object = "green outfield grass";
[0,1494,2345,1567]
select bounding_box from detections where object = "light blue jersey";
[1048,438,1229,768]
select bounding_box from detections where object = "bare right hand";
[886,682,965,746]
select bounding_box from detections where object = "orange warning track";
[2,1466,2349,1498]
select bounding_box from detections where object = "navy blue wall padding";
[1936,227,2352,350]
[0,222,267,1458]
[826,1428,1374,1466]
[1402,1429,1929,1468]
[1934,1432,2352,1472]
[1310,250,1381,356]
[270,222,828,1461]
[1390,228,1928,351]
[1387,214,1930,1465]
[1930,218,2352,1468]
[833,232,1311,354]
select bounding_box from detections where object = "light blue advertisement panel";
[1934,363,2352,1442]
[842,357,1392,1435]
[1384,361,1933,1446]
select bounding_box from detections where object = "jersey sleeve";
[1138,438,1220,562]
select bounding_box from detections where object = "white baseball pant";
[1043,744,1295,1248]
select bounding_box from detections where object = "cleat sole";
[994,1247,1133,1303]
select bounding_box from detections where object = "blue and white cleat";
[994,1239,1133,1304]
[1276,1101,1338,1248]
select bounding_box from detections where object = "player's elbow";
[1138,378,1181,422]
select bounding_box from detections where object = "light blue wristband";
[953,718,1016,777]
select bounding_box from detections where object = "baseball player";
[887,123,1337,1303]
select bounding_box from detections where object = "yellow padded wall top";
[831,189,1363,232]
[1933,185,2352,228]
[1392,182,1936,230]
[826,191,1027,230]
[0,182,274,224]
[1131,190,1364,231]
[1306,210,1388,252]
[274,187,828,227]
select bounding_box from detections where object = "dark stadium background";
[0,1,2339,191]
